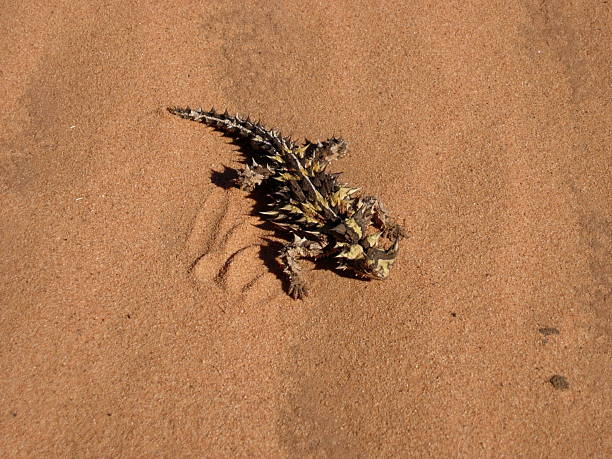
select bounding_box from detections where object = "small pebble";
[538,327,560,336]
[549,375,569,390]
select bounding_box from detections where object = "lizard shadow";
[210,165,239,190]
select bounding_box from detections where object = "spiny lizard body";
[168,107,405,299]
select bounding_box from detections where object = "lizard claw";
[288,277,309,299]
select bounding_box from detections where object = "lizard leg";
[279,235,324,299]
[235,159,274,191]
[305,137,349,165]
[362,196,406,240]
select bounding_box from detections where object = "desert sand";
[1,0,610,456]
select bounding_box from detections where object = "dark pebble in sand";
[549,375,569,390]
[538,327,560,336]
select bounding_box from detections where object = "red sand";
[1,1,610,456]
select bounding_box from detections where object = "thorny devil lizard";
[168,107,405,299]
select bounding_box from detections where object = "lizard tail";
[168,106,295,157]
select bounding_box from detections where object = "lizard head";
[335,232,400,280]
[329,197,402,280]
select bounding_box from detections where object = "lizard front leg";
[362,196,406,240]
[279,235,323,299]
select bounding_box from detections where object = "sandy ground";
[1,0,610,456]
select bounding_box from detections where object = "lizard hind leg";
[235,159,274,191]
[305,137,349,165]
[279,235,324,299]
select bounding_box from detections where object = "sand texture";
[1,0,610,456]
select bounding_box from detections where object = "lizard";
[168,106,405,299]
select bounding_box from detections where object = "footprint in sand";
[186,188,280,302]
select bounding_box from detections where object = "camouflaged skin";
[168,107,405,299]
